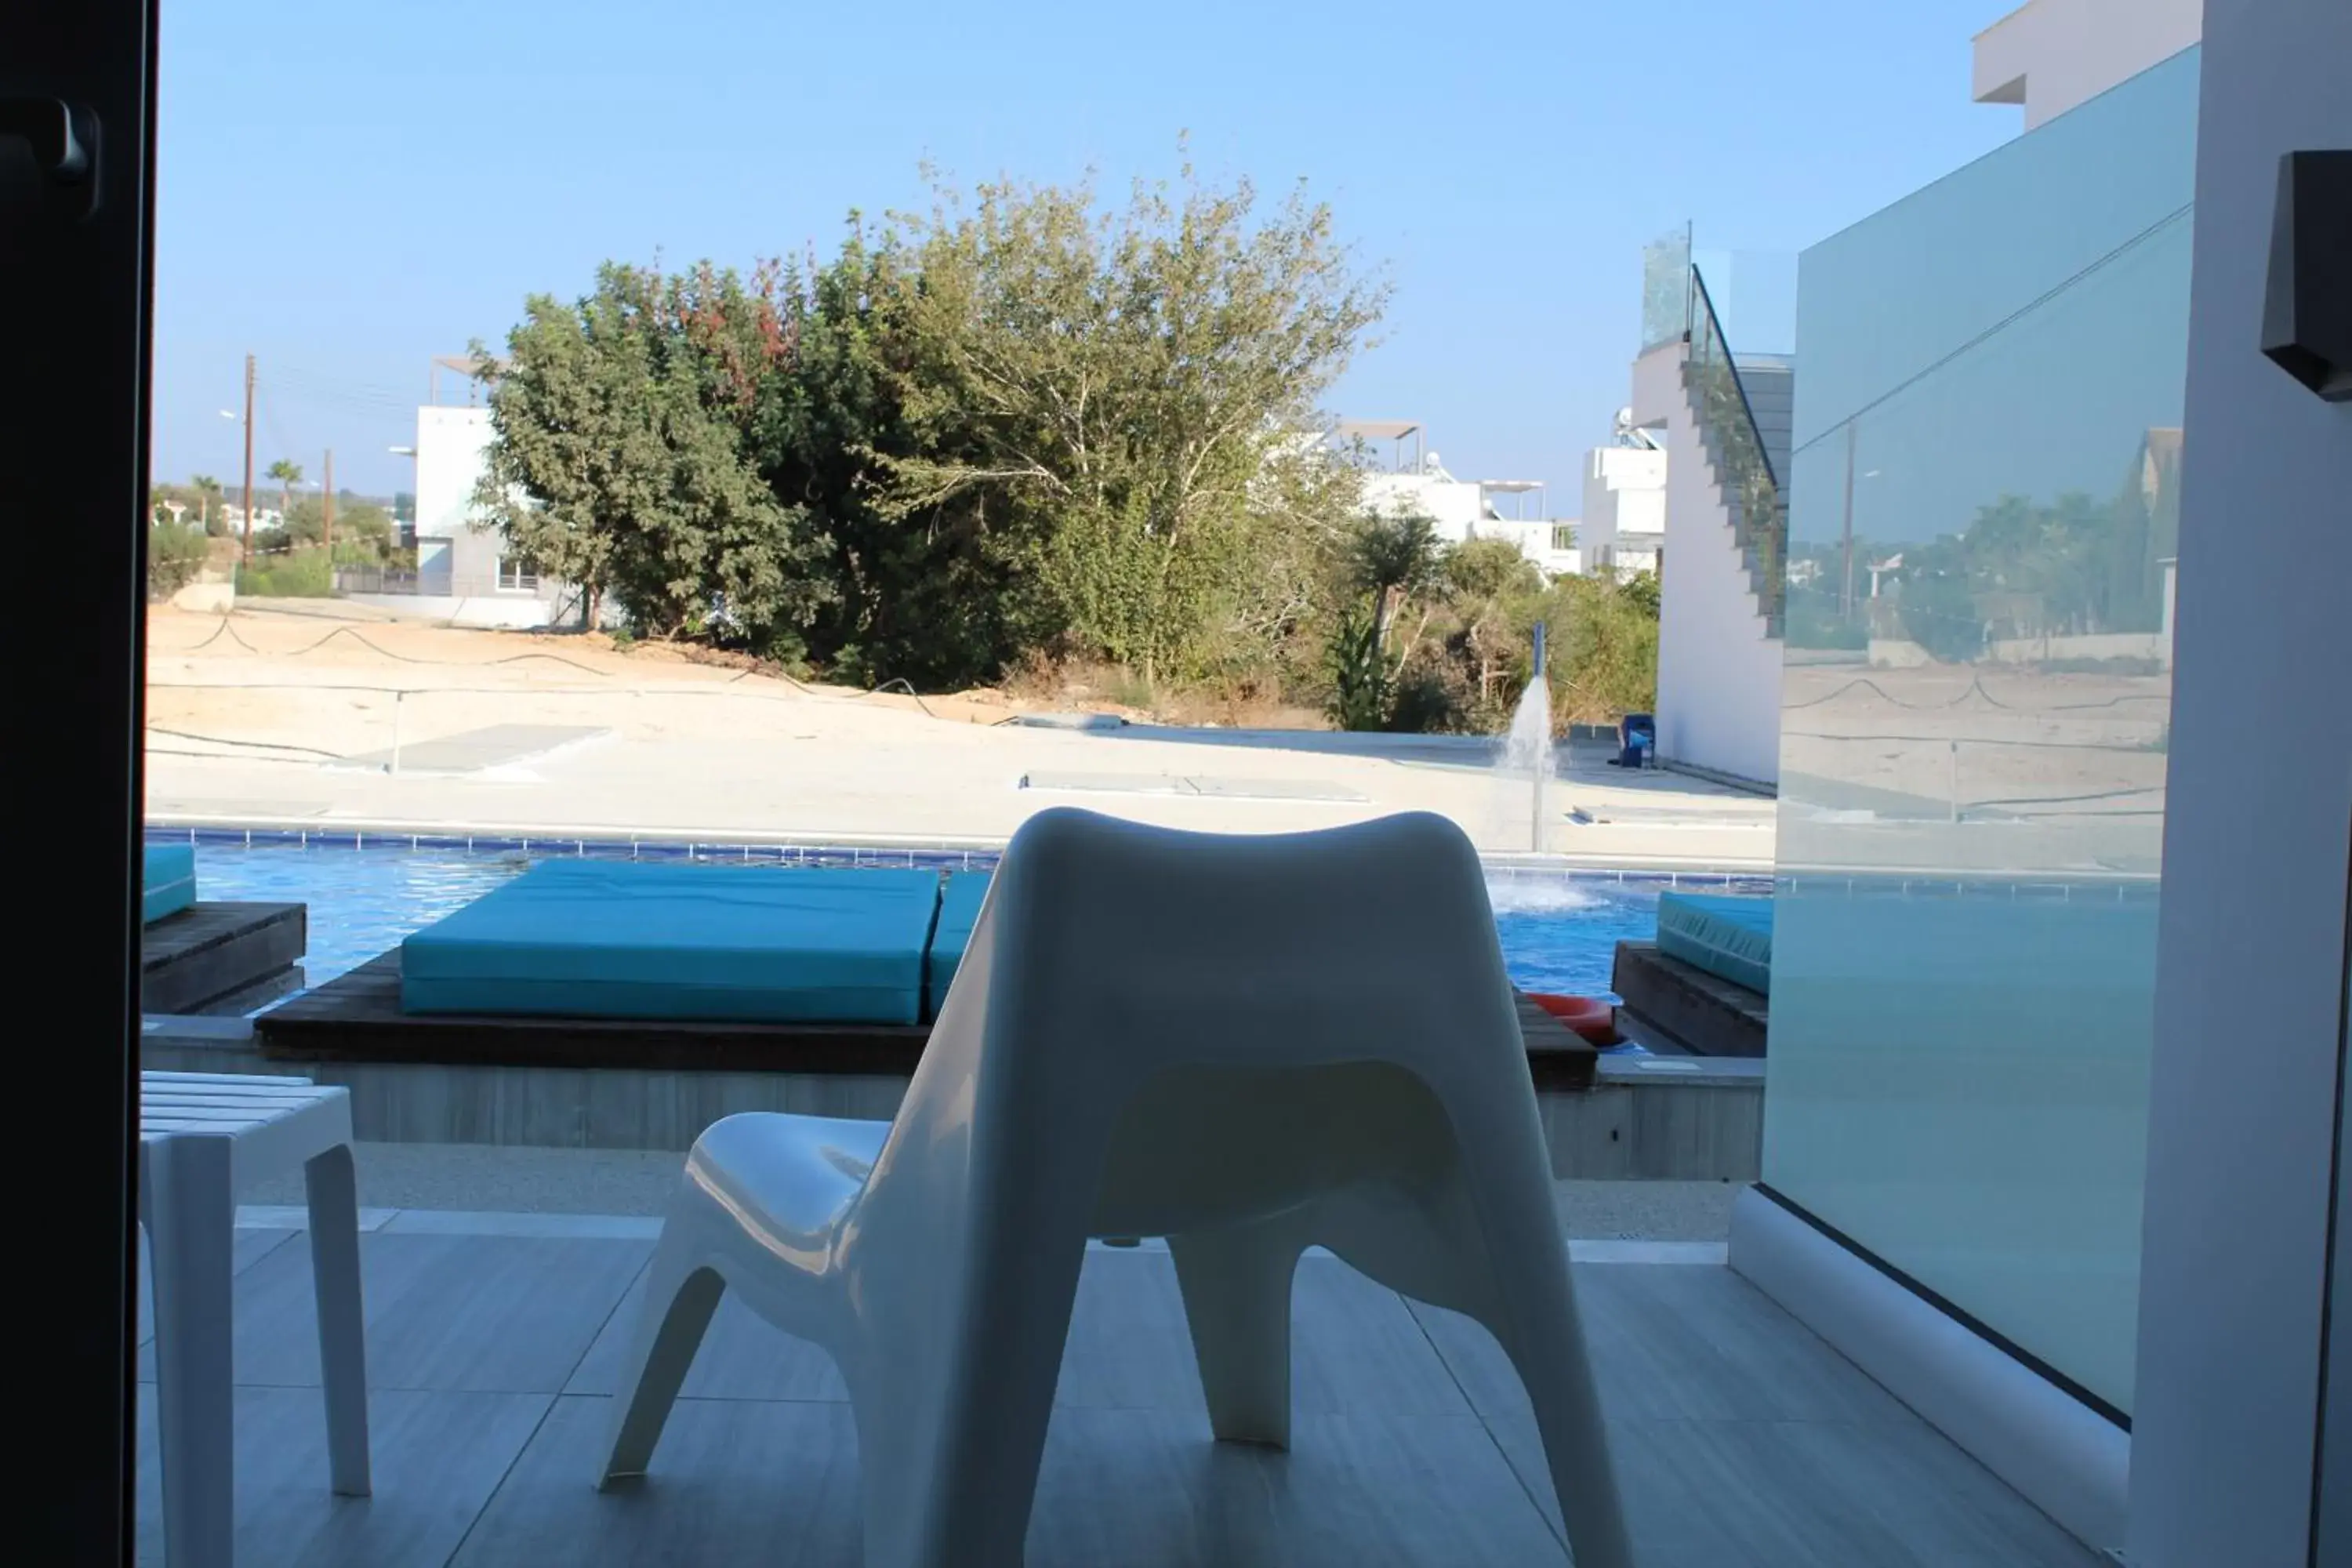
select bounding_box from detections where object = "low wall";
[142,1017,1764,1179]
[1986,631,2170,667]
[170,581,237,614]
[341,593,564,630]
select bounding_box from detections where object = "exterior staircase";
[1681,267,1790,639]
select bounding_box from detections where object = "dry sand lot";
[143,604,1777,867]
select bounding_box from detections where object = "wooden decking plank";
[141,902,307,1014]
[1610,939,1768,1058]
[257,949,1598,1088]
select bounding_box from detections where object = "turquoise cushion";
[1657,891,1773,996]
[925,872,992,1020]
[401,861,941,1024]
[143,844,198,925]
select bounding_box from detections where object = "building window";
[496,556,540,593]
[1551,524,1577,554]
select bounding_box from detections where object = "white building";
[1577,430,1666,579]
[347,359,575,628]
[1971,0,2202,130]
[1628,307,1788,787]
[1343,424,1580,577]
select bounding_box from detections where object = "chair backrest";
[872,809,1527,1225]
[835,810,1547,1518]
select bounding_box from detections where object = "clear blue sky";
[153,0,2018,503]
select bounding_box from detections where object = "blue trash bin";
[1618,713,1656,769]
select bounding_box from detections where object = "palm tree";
[265,459,303,532]
[1345,510,1446,649]
[190,473,221,532]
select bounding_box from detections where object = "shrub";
[234,546,334,597]
[1387,652,1476,734]
[147,521,210,601]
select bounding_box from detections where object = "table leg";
[304,1143,372,1497]
[148,1135,237,1568]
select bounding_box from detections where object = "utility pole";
[323,448,334,559]
[240,354,256,564]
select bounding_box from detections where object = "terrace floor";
[135,1207,2106,1568]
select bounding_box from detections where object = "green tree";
[1533,572,1660,724]
[285,495,394,557]
[1321,510,1450,730]
[873,160,1388,683]
[750,230,1030,688]
[474,262,833,648]
[189,474,226,535]
[1896,490,2127,661]
[1443,535,1544,711]
[265,459,303,526]
[1343,510,1446,651]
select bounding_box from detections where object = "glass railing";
[1686,264,1786,632]
[1639,226,1692,351]
[1768,43,2200,1420]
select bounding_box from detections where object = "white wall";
[415,405,492,544]
[1579,446,1666,577]
[1652,364,1782,785]
[1972,0,2202,129]
[1360,466,1580,575]
[1359,468,1484,543]
[2125,3,2352,1564]
[340,592,563,630]
[414,405,555,601]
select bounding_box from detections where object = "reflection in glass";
[1766,45,2199,1417]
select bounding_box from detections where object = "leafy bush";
[1323,602,1391,731]
[1387,652,1477,734]
[234,546,333,597]
[147,521,211,600]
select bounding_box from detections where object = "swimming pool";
[177,840,1752,1004]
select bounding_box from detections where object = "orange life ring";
[1526,992,1619,1045]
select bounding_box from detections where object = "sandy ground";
[1780,659,2169,877]
[142,604,1776,866]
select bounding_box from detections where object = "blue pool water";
[187,844,1681,1002]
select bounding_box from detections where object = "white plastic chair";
[597,808,1632,1568]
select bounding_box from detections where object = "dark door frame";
[5,2,157,1562]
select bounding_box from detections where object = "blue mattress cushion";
[401,861,942,1025]
[925,871,992,1021]
[1655,891,1774,996]
[143,844,198,926]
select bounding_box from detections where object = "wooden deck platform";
[254,949,1599,1089]
[1610,938,1768,1057]
[141,902,306,1014]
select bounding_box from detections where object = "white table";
[140,1071,371,1566]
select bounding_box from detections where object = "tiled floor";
[135,1214,2105,1567]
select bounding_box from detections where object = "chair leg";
[303,1143,372,1497]
[1170,1223,1303,1447]
[856,1227,1091,1568]
[148,1136,238,1568]
[1460,1184,1635,1568]
[597,1225,726,1487]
